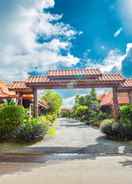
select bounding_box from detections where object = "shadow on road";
[0,136,132,176]
[119,159,132,168]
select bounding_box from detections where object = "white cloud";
[91,43,132,74]
[86,49,124,73]
[36,0,55,9]
[113,27,123,37]
[42,39,70,52]
[126,43,132,54]
[0,0,79,81]
[100,50,125,72]
[118,0,132,35]
[0,46,79,81]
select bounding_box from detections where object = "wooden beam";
[33,88,38,118]
[27,82,120,90]
[128,91,132,104]
[113,87,119,119]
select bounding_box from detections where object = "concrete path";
[0,118,132,183]
[0,156,132,184]
[14,118,132,155]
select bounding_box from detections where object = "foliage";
[100,105,132,141]
[14,111,58,143]
[74,105,89,121]
[74,89,99,108]
[0,103,5,109]
[72,88,109,125]
[100,120,130,141]
[120,105,132,128]
[61,109,73,118]
[100,119,114,136]
[112,122,126,140]
[0,105,26,139]
[41,91,62,114]
[16,118,48,143]
[39,113,57,126]
[5,99,16,105]
[0,104,56,143]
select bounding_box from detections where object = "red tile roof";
[48,68,102,77]
[0,89,16,99]
[26,72,124,85]
[0,81,16,99]
[8,81,29,90]
[98,73,124,82]
[26,77,49,84]
[99,92,129,106]
[0,81,7,88]
[120,79,132,88]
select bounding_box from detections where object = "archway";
[25,68,126,118]
[9,68,132,118]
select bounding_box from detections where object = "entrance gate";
[9,68,132,118]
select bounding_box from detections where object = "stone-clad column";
[33,88,38,117]
[128,91,132,104]
[16,92,23,105]
[113,87,119,119]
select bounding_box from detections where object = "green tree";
[90,88,97,101]
[74,105,89,121]
[41,91,62,114]
[73,89,102,124]
[75,95,80,106]
[74,89,99,108]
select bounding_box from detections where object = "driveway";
[1,118,132,155]
[13,118,132,156]
[1,118,132,184]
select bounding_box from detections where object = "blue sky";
[50,0,132,76]
[0,0,132,106]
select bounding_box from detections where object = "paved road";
[1,118,132,156]
[0,118,132,183]
[22,118,132,156]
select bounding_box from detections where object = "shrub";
[100,118,132,141]
[61,109,73,118]
[16,118,48,143]
[120,105,132,127]
[0,104,51,143]
[46,113,57,124]
[0,105,26,139]
[98,111,111,121]
[112,122,126,140]
[100,105,132,141]
[74,105,89,121]
[39,113,57,126]
[124,127,132,140]
[88,111,110,127]
[100,119,114,137]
